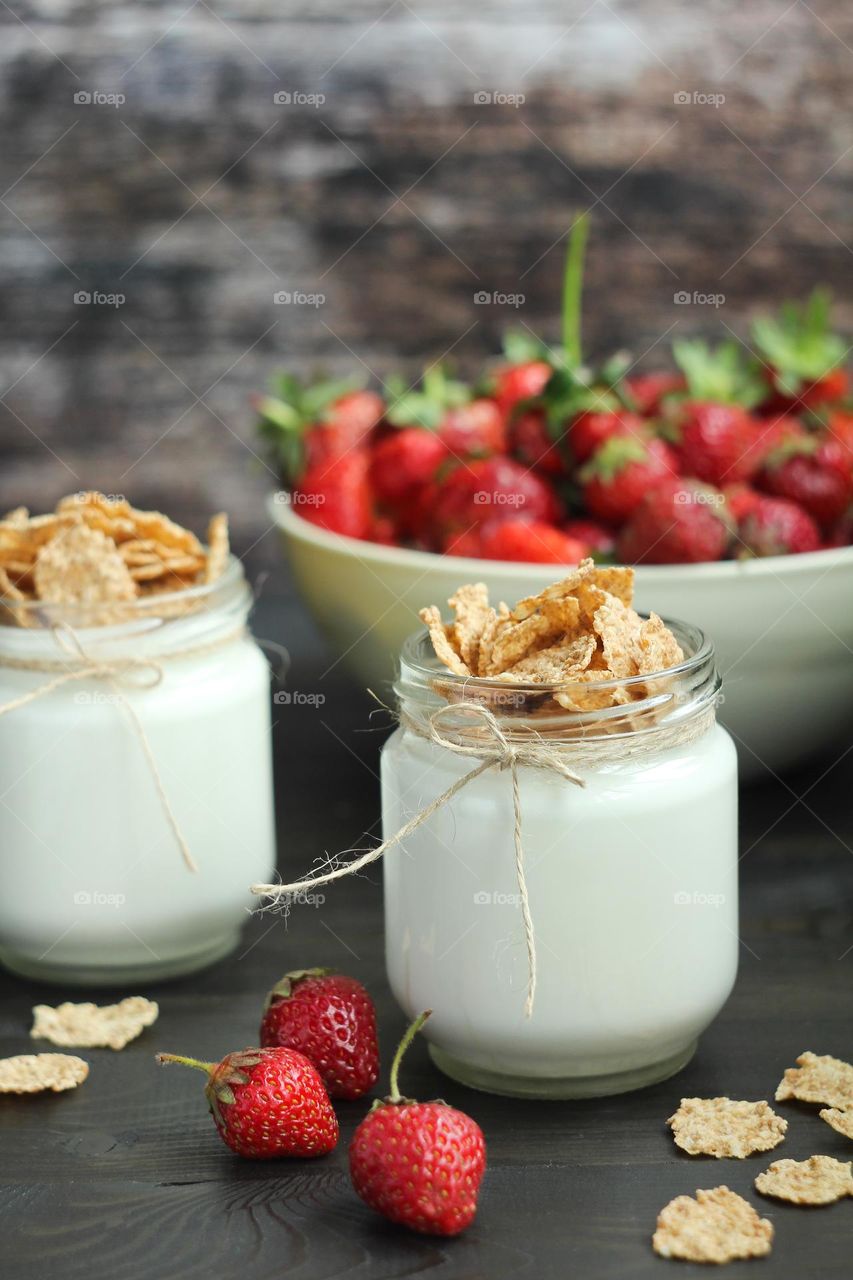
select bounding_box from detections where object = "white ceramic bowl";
[271,496,853,778]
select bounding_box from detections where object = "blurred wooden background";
[1,0,852,575]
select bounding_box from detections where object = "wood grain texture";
[1,1,853,559]
[0,595,852,1278]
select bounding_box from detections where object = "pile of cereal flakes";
[419,559,684,711]
[0,493,229,627]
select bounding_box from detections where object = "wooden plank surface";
[1,592,852,1278]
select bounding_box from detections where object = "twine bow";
[0,624,197,871]
[252,702,587,1018]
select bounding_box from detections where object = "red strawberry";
[617,478,731,564]
[508,409,567,475]
[738,495,821,557]
[443,527,485,557]
[824,510,853,547]
[349,1012,486,1236]
[579,436,678,523]
[477,519,589,564]
[738,415,807,476]
[569,410,648,464]
[563,518,616,556]
[156,1047,338,1159]
[293,450,373,539]
[370,428,447,512]
[673,402,760,486]
[425,457,561,547]
[752,289,848,410]
[722,482,761,524]
[439,399,506,456]
[494,359,552,416]
[255,376,382,481]
[826,408,853,465]
[259,968,379,1101]
[624,372,685,414]
[758,435,853,529]
[370,515,399,545]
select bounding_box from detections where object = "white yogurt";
[382,623,738,1097]
[0,559,275,984]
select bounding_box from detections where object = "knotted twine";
[252,697,718,1019]
[0,623,246,873]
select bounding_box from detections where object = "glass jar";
[0,558,275,985]
[381,619,738,1099]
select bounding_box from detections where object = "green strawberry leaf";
[672,339,765,408]
[751,288,846,391]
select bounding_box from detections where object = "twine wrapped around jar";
[252,699,717,1018]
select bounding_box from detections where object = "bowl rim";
[269,491,853,581]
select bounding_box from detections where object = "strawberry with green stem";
[579,434,678,523]
[757,431,853,529]
[667,340,765,486]
[386,365,506,457]
[752,289,849,410]
[349,1011,486,1237]
[156,1046,339,1159]
[254,373,383,483]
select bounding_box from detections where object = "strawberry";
[569,410,648,465]
[738,495,821,557]
[563,518,616,556]
[508,409,567,475]
[156,1047,339,1159]
[477,519,589,564]
[752,289,849,409]
[255,374,382,482]
[757,434,853,529]
[617,477,731,564]
[293,450,373,539]
[824,510,853,548]
[259,968,379,1101]
[668,339,766,486]
[424,457,561,547]
[349,1012,486,1236]
[722,482,761,524]
[369,515,399,546]
[624,371,685,414]
[370,428,447,512]
[442,527,485,557]
[738,415,807,476]
[579,436,678,523]
[387,367,505,457]
[826,408,853,465]
[494,359,553,416]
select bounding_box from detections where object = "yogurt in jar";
[381,620,738,1098]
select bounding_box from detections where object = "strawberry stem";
[388,1010,432,1103]
[156,1053,215,1075]
[562,212,589,368]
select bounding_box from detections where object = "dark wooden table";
[1,590,852,1279]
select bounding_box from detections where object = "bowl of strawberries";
[259,221,853,776]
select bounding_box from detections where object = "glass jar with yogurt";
[381,619,737,1098]
[0,557,275,985]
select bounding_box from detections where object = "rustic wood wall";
[1,0,852,574]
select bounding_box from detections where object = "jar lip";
[0,554,245,632]
[399,614,712,693]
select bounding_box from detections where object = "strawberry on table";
[738,495,821,557]
[757,433,853,530]
[579,435,678,523]
[476,519,589,564]
[617,477,732,564]
[156,1047,339,1158]
[349,1012,486,1236]
[259,968,379,1101]
[752,289,849,410]
[293,450,374,540]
